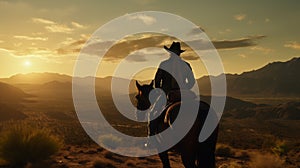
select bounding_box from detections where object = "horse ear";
[150,80,154,87]
[136,81,142,90]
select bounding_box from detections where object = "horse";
[135,81,219,168]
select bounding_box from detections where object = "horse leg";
[197,146,216,168]
[159,151,171,168]
[197,129,218,168]
[181,151,196,168]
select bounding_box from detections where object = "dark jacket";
[154,56,195,95]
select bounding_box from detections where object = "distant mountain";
[198,57,300,97]
[0,82,29,102]
[0,72,71,84]
[1,57,300,98]
[42,80,72,90]
[0,73,136,93]
[2,74,298,120]
[0,82,28,121]
[250,101,300,120]
[275,101,300,120]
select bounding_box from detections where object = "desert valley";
[0,57,300,168]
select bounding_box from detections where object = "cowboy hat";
[164,41,185,55]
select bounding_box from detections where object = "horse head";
[135,80,154,121]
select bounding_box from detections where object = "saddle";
[167,89,197,102]
[164,89,197,125]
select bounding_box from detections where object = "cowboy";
[155,41,196,102]
[148,41,196,137]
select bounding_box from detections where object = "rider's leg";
[148,119,157,136]
[159,151,171,168]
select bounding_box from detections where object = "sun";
[24,60,32,67]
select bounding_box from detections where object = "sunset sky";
[1,0,300,79]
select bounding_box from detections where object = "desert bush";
[216,144,235,158]
[272,140,290,156]
[0,125,61,167]
[249,152,284,168]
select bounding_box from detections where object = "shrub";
[0,125,61,167]
[272,140,290,156]
[249,152,284,168]
[216,144,235,158]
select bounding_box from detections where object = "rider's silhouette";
[155,41,196,102]
[148,42,196,137]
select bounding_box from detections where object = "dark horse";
[135,81,219,168]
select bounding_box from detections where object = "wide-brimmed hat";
[164,41,185,55]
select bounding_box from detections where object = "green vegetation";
[0,124,61,167]
[272,140,290,157]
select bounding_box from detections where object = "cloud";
[187,26,205,36]
[250,46,273,54]
[284,41,300,50]
[186,35,266,51]
[45,24,74,33]
[0,47,72,65]
[80,34,170,62]
[125,51,148,62]
[182,55,200,60]
[32,17,86,34]
[56,37,88,55]
[234,14,246,21]
[80,40,115,56]
[127,13,156,25]
[125,48,166,62]
[71,21,86,29]
[0,40,3,43]
[239,54,247,58]
[12,47,53,56]
[66,33,266,62]
[13,35,48,41]
[218,28,231,34]
[32,17,55,24]
[212,35,266,49]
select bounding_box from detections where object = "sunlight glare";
[24,60,32,67]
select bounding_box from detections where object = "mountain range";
[1,57,299,98]
[0,57,299,101]
[0,57,299,121]
[198,57,300,97]
[0,82,29,102]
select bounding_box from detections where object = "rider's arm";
[186,63,195,89]
[154,68,163,88]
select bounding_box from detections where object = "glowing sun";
[24,60,32,67]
